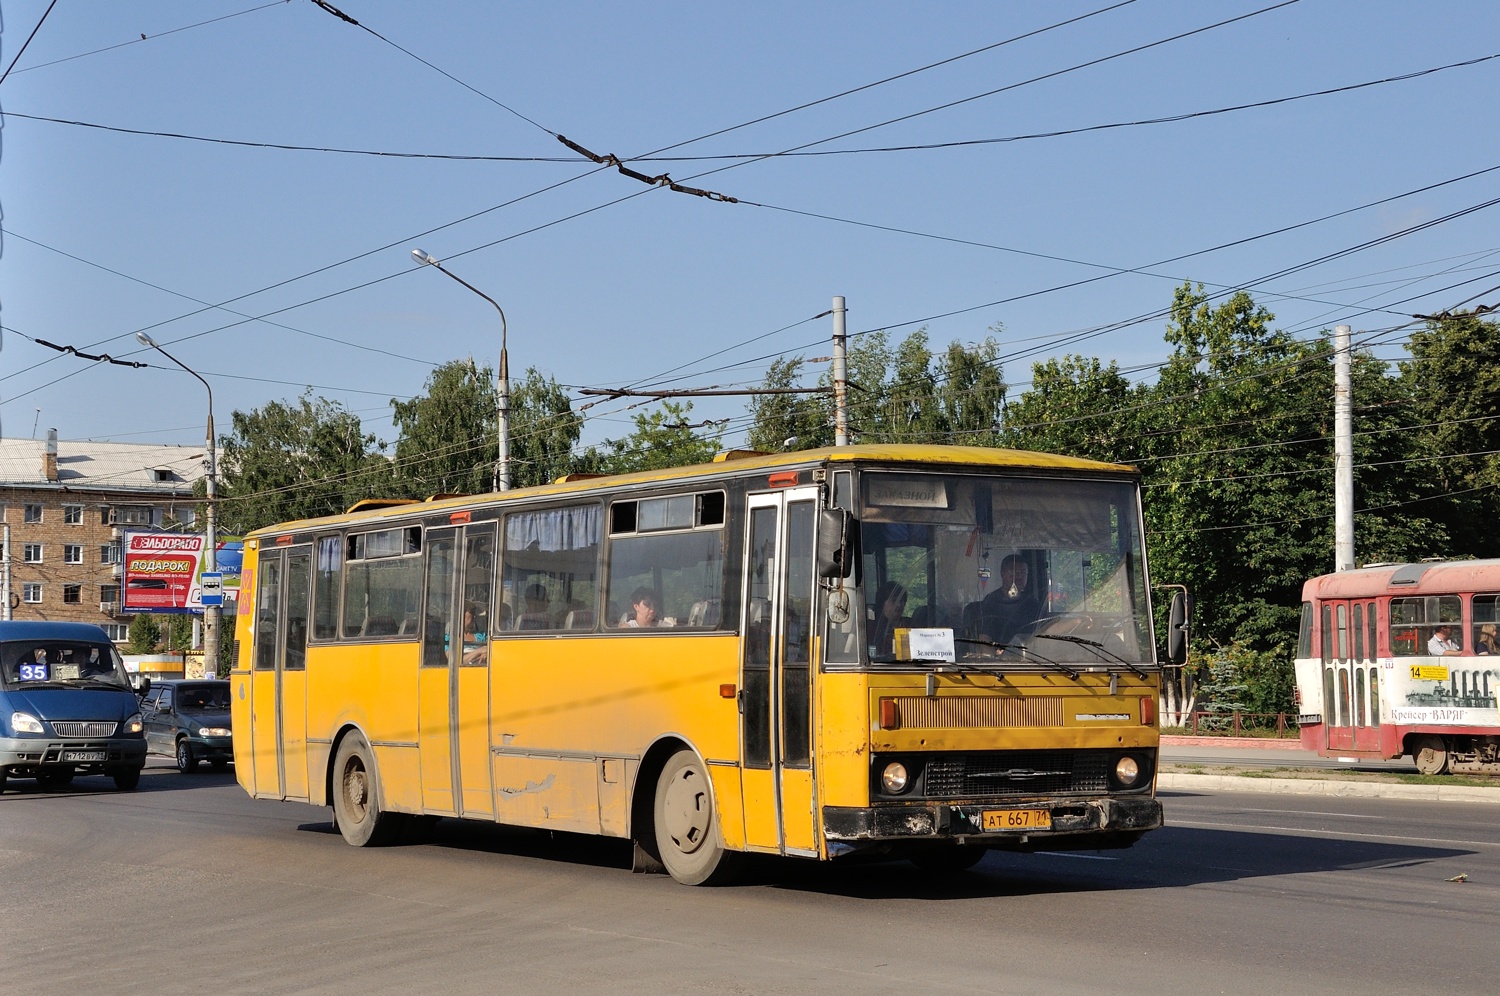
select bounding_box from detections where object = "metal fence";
[1181,710,1300,738]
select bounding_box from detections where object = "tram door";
[248,544,312,800]
[1322,598,1381,752]
[418,522,496,818]
[739,488,819,857]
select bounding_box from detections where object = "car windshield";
[827,471,1153,668]
[1,641,133,689]
[176,685,231,710]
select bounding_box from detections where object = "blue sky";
[3,0,1498,456]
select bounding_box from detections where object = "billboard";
[121,532,243,614]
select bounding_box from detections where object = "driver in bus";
[976,554,1044,646]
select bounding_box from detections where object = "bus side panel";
[232,671,255,797]
[490,635,741,836]
[816,672,873,811]
[305,642,423,815]
[706,764,746,850]
[491,754,601,833]
[282,669,309,801]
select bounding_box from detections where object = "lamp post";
[136,333,218,676]
[411,248,510,492]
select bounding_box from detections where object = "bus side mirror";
[1167,589,1191,667]
[817,508,858,579]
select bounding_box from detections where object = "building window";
[23,544,43,563]
[24,504,42,523]
[23,584,42,603]
[100,506,112,525]
[103,624,128,641]
[64,544,84,564]
[101,584,121,602]
[63,504,83,525]
[100,544,121,564]
[113,506,156,526]
[63,584,82,604]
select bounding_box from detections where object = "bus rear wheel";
[332,734,402,846]
[653,750,741,886]
[1412,735,1450,776]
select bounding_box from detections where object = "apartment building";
[0,429,208,640]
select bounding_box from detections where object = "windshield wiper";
[953,638,1079,678]
[12,680,71,690]
[1031,633,1149,678]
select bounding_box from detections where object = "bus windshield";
[847,472,1151,667]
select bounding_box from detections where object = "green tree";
[1001,354,1143,462]
[391,359,494,496]
[585,400,722,474]
[218,392,392,534]
[746,357,832,452]
[127,614,161,655]
[509,367,587,488]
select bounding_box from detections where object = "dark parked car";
[0,621,147,792]
[139,679,233,773]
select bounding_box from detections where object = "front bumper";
[824,794,1163,846]
[188,736,234,763]
[1,736,147,774]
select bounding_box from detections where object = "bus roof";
[1302,559,1500,600]
[245,443,1138,538]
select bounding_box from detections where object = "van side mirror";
[817,508,858,579]
[136,676,151,698]
[1166,589,1191,667]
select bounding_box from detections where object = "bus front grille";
[924,750,1112,797]
[52,721,118,737]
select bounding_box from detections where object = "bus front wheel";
[1412,735,1450,776]
[332,734,402,846]
[653,750,741,886]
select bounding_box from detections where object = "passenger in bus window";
[1428,624,1462,656]
[517,583,551,630]
[1476,624,1498,655]
[621,587,662,628]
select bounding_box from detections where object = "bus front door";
[418,524,496,819]
[248,544,312,800]
[740,489,818,857]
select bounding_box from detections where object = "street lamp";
[136,332,219,677]
[411,248,510,492]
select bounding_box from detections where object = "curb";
[1159,771,1500,805]
[1160,735,1303,750]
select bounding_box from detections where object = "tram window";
[1322,667,1335,724]
[1297,602,1313,659]
[1389,595,1462,656]
[1473,594,1500,652]
[1353,604,1364,661]
[1320,604,1332,663]
[1337,667,1350,727]
[1368,601,1377,659]
[1354,668,1366,726]
[1336,604,1348,660]
[502,504,601,633]
[1369,672,1380,726]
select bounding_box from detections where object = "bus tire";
[331,734,402,847]
[653,750,741,886]
[1412,735,1450,776]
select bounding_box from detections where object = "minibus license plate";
[61,750,106,762]
[982,808,1050,830]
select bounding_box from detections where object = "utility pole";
[1333,324,1355,572]
[832,296,849,446]
[2,523,11,621]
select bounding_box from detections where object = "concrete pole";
[1333,324,1355,572]
[832,296,849,446]
[204,408,219,675]
[2,523,11,621]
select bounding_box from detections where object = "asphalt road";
[2,760,1496,995]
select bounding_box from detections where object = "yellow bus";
[232,444,1182,884]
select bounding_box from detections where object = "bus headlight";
[881,761,910,794]
[1113,755,1142,788]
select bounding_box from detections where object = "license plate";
[61,750,106,762]
[981,808,1051,831]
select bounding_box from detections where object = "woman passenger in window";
[622,587,661,628]
[1477,624,1498,656]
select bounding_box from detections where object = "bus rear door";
[739,488,818,857]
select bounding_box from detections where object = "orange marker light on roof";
[450,510,472,524]
[768,471,799,488]
[275,535,293,546]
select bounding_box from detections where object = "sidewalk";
[1157,734,1500,805]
